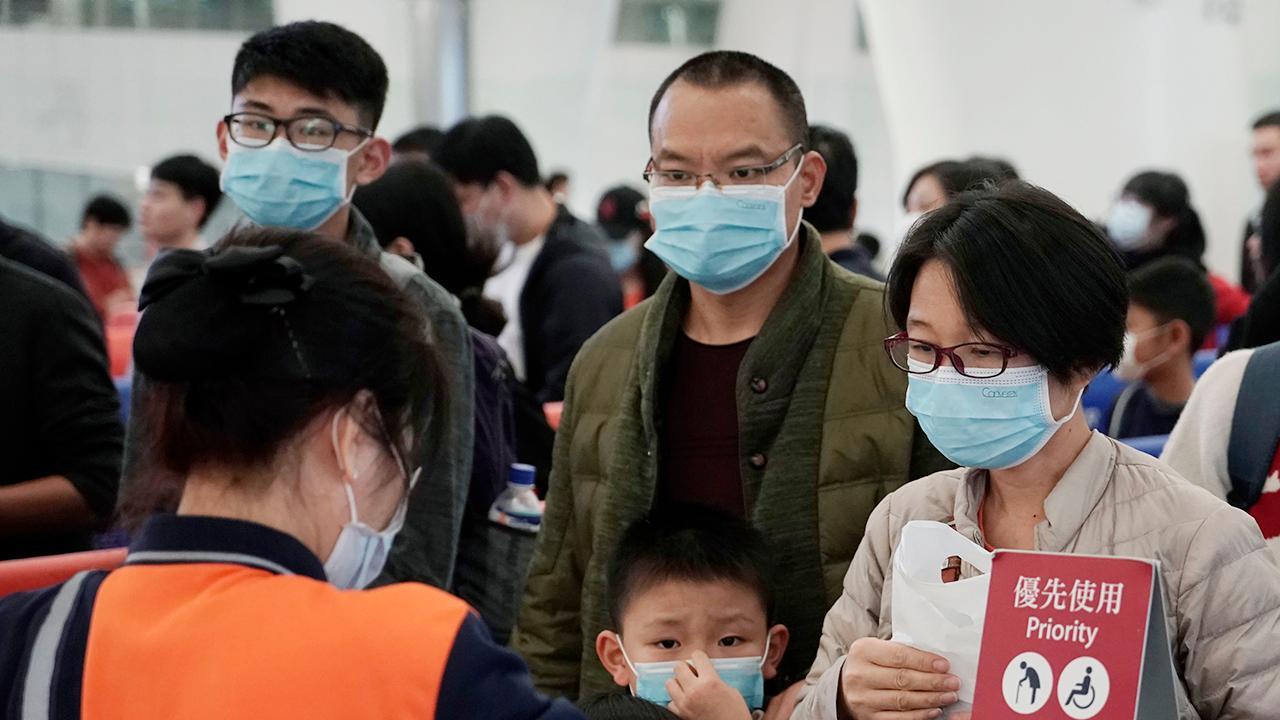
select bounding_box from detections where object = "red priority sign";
[970,551,1177,719]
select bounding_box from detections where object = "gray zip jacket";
[793,432,1280,720]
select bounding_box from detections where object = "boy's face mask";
[615,632,770,710]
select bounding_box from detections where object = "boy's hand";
[667,651,753,720]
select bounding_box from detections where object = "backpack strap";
[1227,342,1280,509]
[21,570,107,720]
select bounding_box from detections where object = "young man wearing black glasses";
[120,21,476,596]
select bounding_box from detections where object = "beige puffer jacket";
[792,432,1280,720]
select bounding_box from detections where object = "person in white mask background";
[1104,257,1215,439]
[513,50,949,715]
[792,182,1280,720]
[0,227,583,719]
[120,21,476,598]
[1104,170,1250,341]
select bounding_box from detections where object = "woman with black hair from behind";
[354,159,507,337]
[0,227,583,719]
[1104,170,1250,333]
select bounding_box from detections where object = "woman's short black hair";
[887,182,1128,383]
[1120,170,1206,264]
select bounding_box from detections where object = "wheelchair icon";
[1057,658,1109,719]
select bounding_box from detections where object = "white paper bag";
[890,520,993,709]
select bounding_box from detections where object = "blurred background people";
[545,170,571,205]
[69,194,133,320]
[807,124,879,280]
[392,124,445,162]
[1105,170,1250,337]
[594,184,666,307]
[1106,257,1216,439]
[0,213,88,298]
[435,114,622,405]
[1244,111,1280,292]
[139,154,222,254]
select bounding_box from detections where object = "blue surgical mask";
[905,361,1081,470]
[617,633,770,710]
[323,413,418,590]
[608,239,640,273]
[1106,199,1151,251]
[220,137,366,231]
[645,160,804,295]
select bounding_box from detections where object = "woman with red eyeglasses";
[791,183,1280,720]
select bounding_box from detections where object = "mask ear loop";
[758,632,773,670]
[781,156,807,247]
[330,412,361,524]
[615,633,640,696]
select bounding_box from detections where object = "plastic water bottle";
[488,463,543,534]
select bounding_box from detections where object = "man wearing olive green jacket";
[511,50,948,706]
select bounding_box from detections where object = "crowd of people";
[1,18,1280,720]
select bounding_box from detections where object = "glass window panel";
[615,0,719,46]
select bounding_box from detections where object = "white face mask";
[465,184,514,274]
[1106,200,1152,251]
[323,413,418,590]
[1113,325,1174,382]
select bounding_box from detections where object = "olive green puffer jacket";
[512,226,950,701]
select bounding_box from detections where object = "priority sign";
[970,551,1177,718]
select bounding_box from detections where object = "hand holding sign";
[837,638,961,719]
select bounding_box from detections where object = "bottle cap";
[509,463,536,486]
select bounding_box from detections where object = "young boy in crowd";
[594,507,789,720]
[1107,256,1216,438]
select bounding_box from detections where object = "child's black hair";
[607,504,775,630]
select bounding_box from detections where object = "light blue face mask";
[617,633,769,710]
[607,239,640,273]
[644,160,803,295]
[905,361,1081,470]
[221,137,365,230]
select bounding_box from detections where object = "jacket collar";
[344,206,382,261]
[124,514,328,581]
[633,222,829,442]
[955,431,1118,551]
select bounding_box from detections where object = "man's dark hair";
[888,182,1128,383]
[151,155,223,228]
[1128,257,1216,354]
[392,126,444,156]
[648,51,808,148]
[855,232,880,260]
[607,505,775,629]
[1252,111,1280,131]
[963,156,1020,185]
[1121,170,1206,264]
[580,693,681,720]
[353,159,506,335]
[807,124,857,233]
[231,21,389,129]
[82,195,131,229]
[434,115,541,188]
